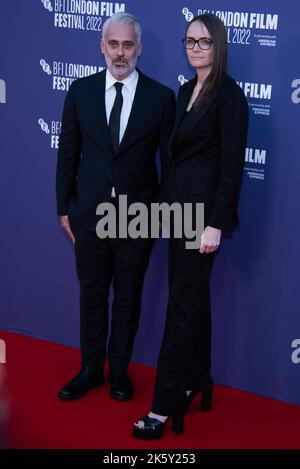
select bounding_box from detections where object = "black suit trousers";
[71,216,153,378]
[151,235,215,415]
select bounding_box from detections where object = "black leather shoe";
[133,415,167,440]
[133,413,184,440]
[58,366,105,400]
[109,372,134,401]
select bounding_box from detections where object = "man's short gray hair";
[102,13,142,43]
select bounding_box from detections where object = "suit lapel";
[169,77,196,150]
[90,70,114,153]
[171,78,222,155]
[117,71,147,156]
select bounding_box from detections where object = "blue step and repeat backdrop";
[1,1,300,406]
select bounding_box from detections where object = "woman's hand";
[199,226,221,254]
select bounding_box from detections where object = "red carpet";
[1,330,299,449]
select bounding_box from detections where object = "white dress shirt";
[105,68,139,197]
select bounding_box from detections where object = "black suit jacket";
[164,75,248,230]
[56,69,176,230]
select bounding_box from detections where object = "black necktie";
[109,82,123,154]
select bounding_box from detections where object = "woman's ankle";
[148,411,168,423]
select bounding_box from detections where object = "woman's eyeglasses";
[182,37,213,50]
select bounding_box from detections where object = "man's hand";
[199,226,221,254]
[60,215,75,244]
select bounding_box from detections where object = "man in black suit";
[56,12,175,401]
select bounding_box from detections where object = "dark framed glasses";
[182,37,213,50]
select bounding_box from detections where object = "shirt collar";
[105,68,139,93]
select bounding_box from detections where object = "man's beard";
[109,56,137,75]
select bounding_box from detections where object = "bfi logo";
[0,339,6,364]
[0,79,6,103]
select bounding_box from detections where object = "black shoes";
[58,366,105,401]
[108,372,134,401]
[58,367,134,401]
[133,414,184,440]
[133,378,214,440]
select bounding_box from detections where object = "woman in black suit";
[133,13,249,439]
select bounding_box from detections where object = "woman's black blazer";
[166,75,249,230]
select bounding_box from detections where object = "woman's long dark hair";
[185,14,228,111]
